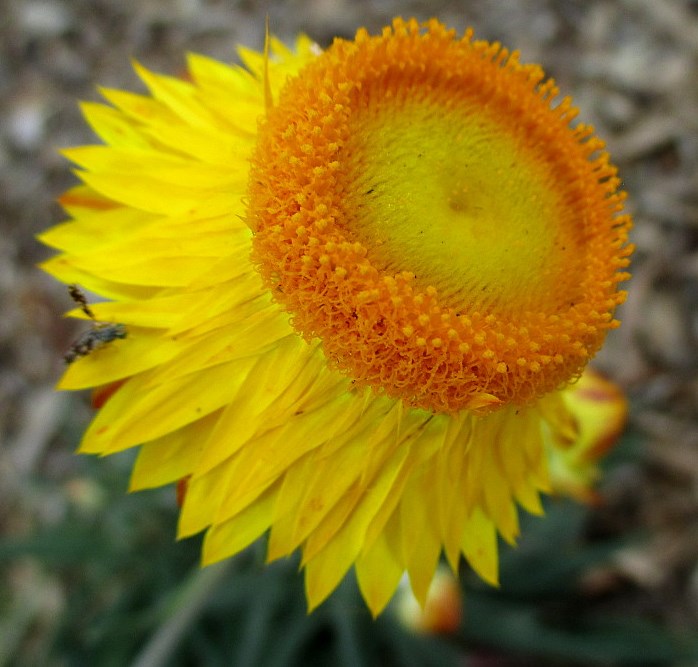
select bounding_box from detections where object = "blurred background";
[2,0,697,665]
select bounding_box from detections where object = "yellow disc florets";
[248,18,632,414]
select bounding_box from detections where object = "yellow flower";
[40,18,632,616]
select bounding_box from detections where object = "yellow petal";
[38,204,155,252]
[400,464,442,606]
[461,508,499,586]
[202,482,279,564]
[355,515,404,618]
[132,61,219,129]
[76,169,239,217]
[302,429,417,611]
[79,355,258,455]
[129,410,221,490]
[79,101,157,149]
[58,328,180,389]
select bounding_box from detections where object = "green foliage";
[460,499,690,666]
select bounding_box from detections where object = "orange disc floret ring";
[248,18,632,414]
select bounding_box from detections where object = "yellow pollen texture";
[248,18,632,413]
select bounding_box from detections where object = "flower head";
[40,18,632,616]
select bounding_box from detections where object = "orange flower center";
[248,18,632,413]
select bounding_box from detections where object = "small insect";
[64,284,127,363]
